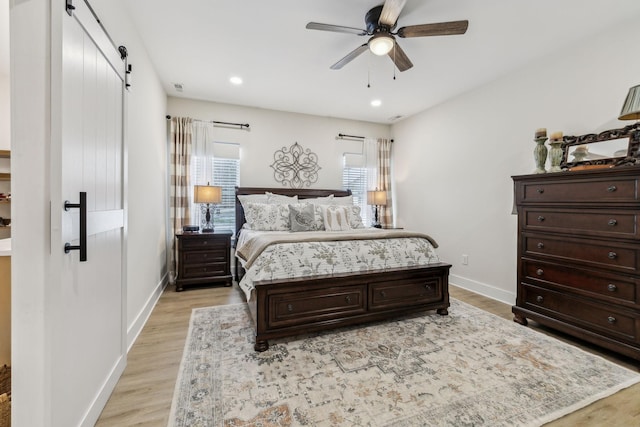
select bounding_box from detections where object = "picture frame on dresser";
[561,122,640,170]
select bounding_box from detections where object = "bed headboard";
[234,187,352,238]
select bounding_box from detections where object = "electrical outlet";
[462,254,469,265]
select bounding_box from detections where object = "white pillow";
[348,205,365,229]
[331,195,354,206]
[266,192,298,204]
[322,205,352,231]
[302,195,334,204]
[244,202,290,231]
[237,193,269,211]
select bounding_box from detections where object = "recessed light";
[230,76,243,85]
[371,99,382,107]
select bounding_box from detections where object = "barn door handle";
[64,192,87,262]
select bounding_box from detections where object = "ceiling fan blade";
[379,0,407,27]
[330,44,369,70]
[397,20,469,38]
[306,22,367,36]
[388,41,413,72]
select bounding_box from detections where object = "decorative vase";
[533,137,548,173]
[549,140,563,172]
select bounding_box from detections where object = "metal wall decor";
[270,142,321,188]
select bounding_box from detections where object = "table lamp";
[194,184,222,232]
[367,189,387,228]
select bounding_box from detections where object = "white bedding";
[235,228,441,301]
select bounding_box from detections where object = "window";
[191,142,240,235]
[342,154,371,226]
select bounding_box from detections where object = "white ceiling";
[4,1,640,124]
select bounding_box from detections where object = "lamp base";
[372,224,382,229]
[201,227,214,233]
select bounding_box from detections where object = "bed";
[234,187,452,351]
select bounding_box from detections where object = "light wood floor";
[96,284,640,426]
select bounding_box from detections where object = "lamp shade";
[194,185,222,204]
[619,84,640,120]
[369,34,394,56]
[367,190,387,206]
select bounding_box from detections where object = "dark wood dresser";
[175,231,232,291]
[512,167,640,361]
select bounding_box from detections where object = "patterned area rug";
[168,299,640,427]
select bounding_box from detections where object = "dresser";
[175,231,232,291]
[512,167,640,361]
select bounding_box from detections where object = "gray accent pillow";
[289,203,315,232]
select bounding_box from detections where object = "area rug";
[168,299,640,427]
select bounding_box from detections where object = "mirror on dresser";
[560,122,640,170]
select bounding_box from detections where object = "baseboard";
[127,272,169,352]
[80,354,126,427]
[449,273,515,306]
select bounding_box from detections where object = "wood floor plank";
[95,284,639,426]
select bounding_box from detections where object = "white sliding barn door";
[49,1,127,425]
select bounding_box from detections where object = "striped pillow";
[322,205,351,231]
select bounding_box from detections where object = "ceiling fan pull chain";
[367,69,371,88]
[393,45,397,80]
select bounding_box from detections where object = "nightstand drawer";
[522,284,638,342]
[183,262,228,278]
[181,236,229,249]
[183,250,227,265]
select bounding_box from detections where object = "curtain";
[377,138,393,228]
[169,117,193,280]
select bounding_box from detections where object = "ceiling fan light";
[369,34,394,56]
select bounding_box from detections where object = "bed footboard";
[249,263,451,351]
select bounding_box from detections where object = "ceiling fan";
[305,0,468,72]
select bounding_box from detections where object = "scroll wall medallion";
[270,142,321,188]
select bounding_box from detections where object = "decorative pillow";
[237,193,269,211]
[266,192,298,204]
[289,203,315,232]
[331,195,354,206]
[302,195,334,204]
[244,202,290,231]
[348,205,365,229]
[322,205,352,231]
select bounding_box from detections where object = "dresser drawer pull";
[536,188,544,194]
[607,283,617,292]
[425,284,432,291]
[202,241,209,245]
[608,219,617,226]
[380,291,387,298]
[536,269,544,276]
[607,185,617,193]
[608,251,617,259]
[537,216,545,222]
[345,295,351,304]
[536,295,544,303]
[607,316,617,324]
[537,242,544,249]
[287,304,294,312]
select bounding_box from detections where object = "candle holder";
[549,139,564,172]
[533,136,548,173]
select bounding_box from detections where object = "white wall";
[167,97,390,189]
[0,0,8,151]
[392,18,640,304]
[90,0,169,349]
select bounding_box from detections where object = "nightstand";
[175,231,232,291]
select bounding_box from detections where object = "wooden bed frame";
[235,187,452,351]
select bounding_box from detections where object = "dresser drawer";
[520,177,638,204]
[523,233,639,273]
[369,276,443,310]
[268,285,366,328]
[522,259,638,305]
[182,249,227,265]
[523,209,639,239]
[183,262,228,278]
[522,284,638,343]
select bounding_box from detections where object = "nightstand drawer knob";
[537,216,545,222]
[608,251,617,259]
[536,295,544,303]
[345,295,351,304]
[425,284,432,291]
[537,242,544,249]
[608,219,617,226]
[380,291,387,298]
[536,188,544,194]
[607,185,617,192]
[287,304,294,312]
[536,269,544,276]
[607,284,617,292]
[203,241,208,245]
[607,316,616,324]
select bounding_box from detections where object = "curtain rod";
[336,133,394,142]
[166,115,250,130]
